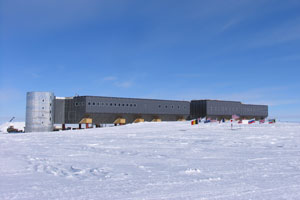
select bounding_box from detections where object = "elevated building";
[25,92,268,132]
[54,96,190,125]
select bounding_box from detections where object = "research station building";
[25,92,268,132]
[55,95,190,125]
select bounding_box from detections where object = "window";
[126,104,129,106]
[42,107,44,109]
[97,102,100,106]
[165,105,168,108]
[50,103,52,106]
[122,104,125,106]
[134,104,136,107]
[75,102,78,106]
[88,102,91,105]
[110,103,113,106]
[50,117,51,121]
[118,103,121,106]
[158,105,161,108]
[93,102,95,105]
[130,104,132,107]
[114,103,117,106]
[178,106,180,109]
[42,99,44,102]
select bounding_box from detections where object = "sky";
[1,0,300,123]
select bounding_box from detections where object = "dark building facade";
[26,91,269,132]
[54,96,268,125]
[54,96,190,124]
[190,100,268,120]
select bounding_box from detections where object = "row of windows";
[74,102,187,109]
[208,107,266,112]
[159,105,186,109]
[41,107,52,113]
[75,102,85,106]
[209,107,239,111]
[74,102,138,107]
[87,102,138,107]
[208,109,267,115]
[41,100,52,106]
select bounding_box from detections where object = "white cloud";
[101,76,133,88]
[211,87,300,106]
[1,0,129,37]
[0,87,22,103]
[114,81,133,88]
[173,73,212,78]
[249,18,300,47]
[103,76,117,81]
[144,86,299,108]
[0,87,25,122]
[31,72,40,78]
[220,18,242,32]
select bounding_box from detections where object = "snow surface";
[1,121,300,200]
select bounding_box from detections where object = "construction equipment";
[7,126,23,133]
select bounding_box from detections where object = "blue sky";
[1,0,300,122]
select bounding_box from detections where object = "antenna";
[9,117,15,122]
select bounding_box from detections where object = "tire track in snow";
[25,155,129,181]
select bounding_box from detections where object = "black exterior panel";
[64,96,190,124]
[191,100,268,120]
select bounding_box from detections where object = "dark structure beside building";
[190,100,268,120]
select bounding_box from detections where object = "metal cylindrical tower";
[25,92,54,132]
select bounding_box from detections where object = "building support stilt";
[152,118,162,122]
[113,118,126,126]
[133,118,144,123]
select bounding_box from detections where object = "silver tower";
[25,92,54,132]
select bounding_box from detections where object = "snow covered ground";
[1,121,300,200]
